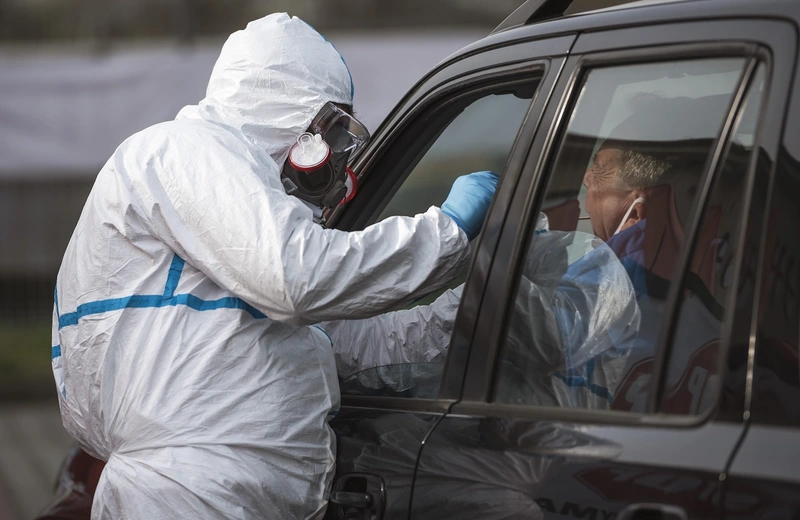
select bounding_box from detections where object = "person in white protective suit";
[51,13,500,520]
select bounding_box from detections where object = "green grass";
[0,321,56,400]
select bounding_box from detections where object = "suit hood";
[177,13,353,165]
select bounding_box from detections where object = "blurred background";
[0,0,623,518]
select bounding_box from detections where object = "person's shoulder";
[121,119,246,157]
[119,120,287,204]
[116,119,277,180]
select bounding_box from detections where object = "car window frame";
[453,18,796,427]
[328,40,575,412]
[334,66,553,411]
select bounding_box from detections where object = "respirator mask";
[281,102,370,215]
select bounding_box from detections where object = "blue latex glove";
[441,171,499,240]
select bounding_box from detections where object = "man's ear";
[619,193,646,233]
[628,196,646,224]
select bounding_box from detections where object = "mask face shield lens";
[310,102,370,157]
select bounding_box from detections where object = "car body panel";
[412,419,742,519]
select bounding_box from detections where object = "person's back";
[52,14,488,519]
[55,118,342,517]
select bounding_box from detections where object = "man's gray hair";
[617,149,672,189]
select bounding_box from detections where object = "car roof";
[491,0,799,36]
[566,0,692,16]
[461,0,799,61]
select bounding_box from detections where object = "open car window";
[335,74,542,398]
[376,91,534,221]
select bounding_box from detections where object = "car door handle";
[329,473,385,520]
[617,503,688,520]
[329,491,372,509]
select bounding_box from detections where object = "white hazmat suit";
[52,13,471,519]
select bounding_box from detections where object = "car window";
[377,92,532,221]
[492,57,750,410]
[338,79,539,399]
[659,65,766,415]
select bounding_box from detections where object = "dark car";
[39,0,800,518]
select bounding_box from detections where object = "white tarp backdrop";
[0,32,485,178]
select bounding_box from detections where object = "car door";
[724,30,800,519]
[410,16,795,520]
[322,31,576,520]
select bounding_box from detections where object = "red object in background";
[34,446,104,520]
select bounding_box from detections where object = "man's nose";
[583,169,592,188]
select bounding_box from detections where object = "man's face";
[583,147,637,241]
